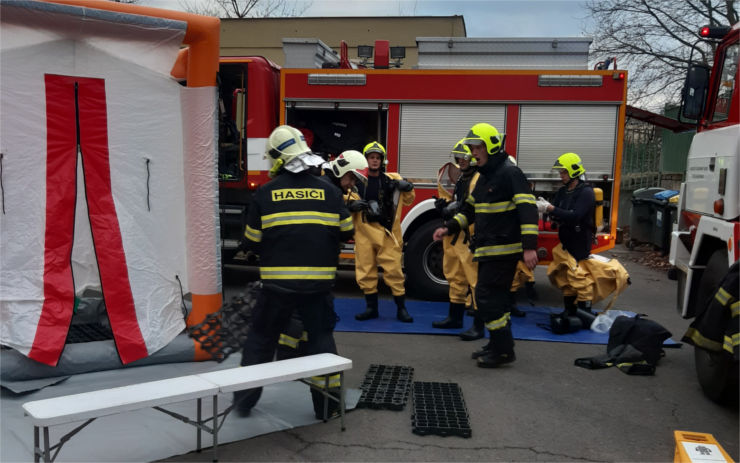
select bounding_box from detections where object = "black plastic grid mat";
[356,364,414,410]
[412,381,472,438]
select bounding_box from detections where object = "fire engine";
[212,39,628,300]
[669,23,739,402]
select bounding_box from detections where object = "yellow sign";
[271,188,325,201]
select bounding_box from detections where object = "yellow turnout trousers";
[547,244,630,309]
[510,260,535,292]
[350,174,414,296]
[442,233,477,305]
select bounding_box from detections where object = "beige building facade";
[220,16,467,68]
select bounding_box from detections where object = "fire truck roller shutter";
[517,105,618,178]
[398,104,506,180]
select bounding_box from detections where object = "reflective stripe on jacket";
[244,171,353,293]
[448,153,538,261]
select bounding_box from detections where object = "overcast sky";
[140,0,594,39]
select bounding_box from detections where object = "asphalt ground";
[163,245,739,462]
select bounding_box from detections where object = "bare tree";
[585,0,737,110]
[180,0,311,18]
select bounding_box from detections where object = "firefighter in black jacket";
[433,123,538,368]
[536,152,596,317]
[234,125,354,419]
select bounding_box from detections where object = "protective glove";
[433,196,449,212]
[536,196,552,214]
[347,199,369,212]
[395,179,414,192]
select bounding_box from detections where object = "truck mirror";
[680,63,710,122]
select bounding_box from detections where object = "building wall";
[220,16,467,67]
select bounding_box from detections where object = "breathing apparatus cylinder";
[593,187,604,231]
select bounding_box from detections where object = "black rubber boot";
[459,313,485,341]
[562,295,578,316]
[394,295,413,323]
[525,281,538,305]
[577,300,596,315]
[509,291,526,317]
[471,343,491,359]
[477,326,516,368]
[355,293,379,321]
[432,302,465,328]
[576,300,597,327]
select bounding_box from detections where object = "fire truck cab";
[669,23,739,403]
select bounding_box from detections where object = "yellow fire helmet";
[362,141,387,165]
[463,123,503,155]
[451,139,477,166]
[553,152,586,178]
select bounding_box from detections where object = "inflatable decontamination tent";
[0,0,222,367]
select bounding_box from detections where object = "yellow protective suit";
[350,172,415,296]
[510,260,535,292]
[438,172,479,305]
[547,244,630,310]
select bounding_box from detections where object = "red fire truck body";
[217,55,628,299]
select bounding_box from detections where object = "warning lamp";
[612,71,625,80]
[699,25,731,39]
[713,198,724,214]
[248,181,259,190]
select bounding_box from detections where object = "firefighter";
[234,125,354,419]
[536,152,596,318]
[433,123,538,368]
[321,150,368,194]
[275,150,368,362]
[349,141,416,323]
[431,140,479,331]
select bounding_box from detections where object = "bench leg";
[43,427,50,462]
[323,376,329,423]
[197,398,202,452]
[340,371,346,431]
[33,426,39,463]
[212,395,218,463]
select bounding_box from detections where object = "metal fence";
[621,118,663,190]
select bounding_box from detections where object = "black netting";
[187,281,261,362]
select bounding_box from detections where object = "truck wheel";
[693,249,735,405]
[404,221,448,301]
[694,346,738,405]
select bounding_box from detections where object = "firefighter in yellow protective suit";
[348,141,416,322]
[431,140,479,330]
[537,152,629,331]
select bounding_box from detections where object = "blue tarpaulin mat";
[333,297,680,346]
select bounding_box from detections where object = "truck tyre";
[694,346,738,405]
[693,249,736,405]
[404,220,448,301]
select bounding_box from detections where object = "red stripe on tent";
[77,79,148,364]
[30,75,79,366]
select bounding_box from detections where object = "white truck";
[669,23,739,403]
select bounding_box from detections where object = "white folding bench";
[23,353,352,462]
